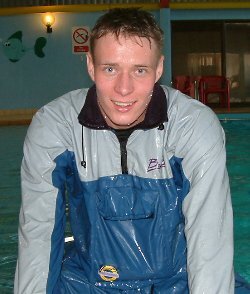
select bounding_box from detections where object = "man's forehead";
[91,33,161,65]
[96,32,153,48]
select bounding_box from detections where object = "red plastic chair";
[172,76,195,98]
[199,76,230,110]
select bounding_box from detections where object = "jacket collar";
[78,83,168,130]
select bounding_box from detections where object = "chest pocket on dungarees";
[96,186,158,220]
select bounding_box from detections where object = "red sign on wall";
[72,27,90,54]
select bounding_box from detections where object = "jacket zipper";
[120,139,128,174]
[114,129,134,175]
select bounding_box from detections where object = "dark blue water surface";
[0,121,249,293]
[222,119,250,283]
[0,126,27,293]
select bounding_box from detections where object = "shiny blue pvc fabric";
[46,151,250,294]
[48,151,189,293]
[235,274,250,294]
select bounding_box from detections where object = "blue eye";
[103,66,117,76]
[105,67,114,73]
[136,68,147,75]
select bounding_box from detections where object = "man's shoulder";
[160,85,218,127]
[159,85,222,148]
[34,88,89,123]
[26,88,90,146]
[47,88,88,112]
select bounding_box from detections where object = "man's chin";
[106,112,145,129]
[112,120,140,130]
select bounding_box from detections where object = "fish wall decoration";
[1,31,47,62]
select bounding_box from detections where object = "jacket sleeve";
[14,104,72,294]
[179,108,234,293]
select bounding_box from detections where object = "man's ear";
[155,55,164,83]
[86,53,95,82]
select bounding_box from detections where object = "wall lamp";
[42,12,55,33]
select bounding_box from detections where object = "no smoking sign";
[72,27,90,54]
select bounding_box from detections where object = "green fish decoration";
[2,31,47,62]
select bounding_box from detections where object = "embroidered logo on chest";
[147,158,166,172]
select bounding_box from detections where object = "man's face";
[87,33,164,129]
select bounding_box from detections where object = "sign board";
[72,26,90,54]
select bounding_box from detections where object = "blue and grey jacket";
[14,84,234,293]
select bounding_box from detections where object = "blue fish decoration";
[2,31,47,62]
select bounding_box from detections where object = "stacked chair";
[173,75,230,110]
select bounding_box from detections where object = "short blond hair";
[90,8,164,58]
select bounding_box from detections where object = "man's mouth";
[113,101,134,107]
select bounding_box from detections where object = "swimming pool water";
[221,119,250,283]
[0,126,27,293]
[0,121,249,293]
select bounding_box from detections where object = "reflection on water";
[0,121,249,292]
[222,120,250,283]
[0,126,27,292]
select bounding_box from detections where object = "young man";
[15,8,234,293]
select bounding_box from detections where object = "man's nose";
[114,72,134,96]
